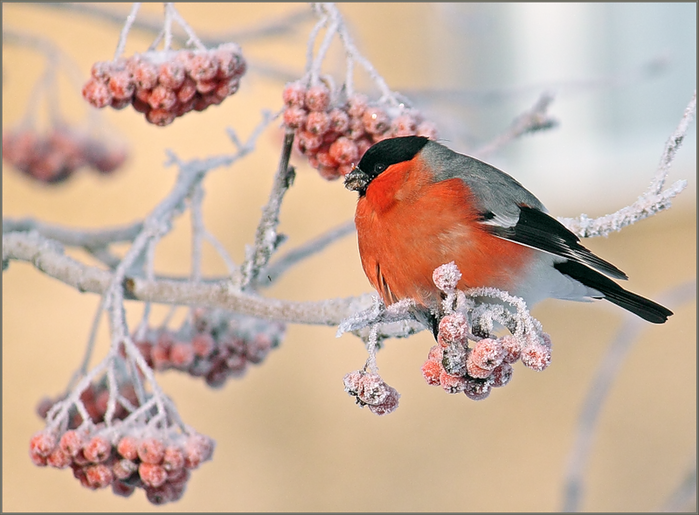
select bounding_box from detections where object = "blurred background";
[3,3,695,512]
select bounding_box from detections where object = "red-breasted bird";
[344,135,672,336]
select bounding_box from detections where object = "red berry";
[162,446,185,471]
[466,358,492,379]
[112,458,138,480]
[347,94,367,117]
[282,81,306,107]
[283,106,307,129]
[112,480,135,498]
[490,363,513,387]
[421,359,442,386]
[132,60,158,90]
[329,136,358,165]
[116,435,139,460]
[82,78,113,108]
[463,378,492,401]
[90,61,113,80]
[139,462,168,488]
[59,430,84,457]
[47,447,71,469]
[362,107,390,135]
[195,78,218,94]
[501,335,522,363]
[85,463,114,489]
[297,130,323,152]
[30,431,56,458]
[108,70,135,100]
[148,85,177,110]
[185,52,218,82]
[192,333,215,358]
[183,434,214,469]
[305,84,330,112]
[328,108,350,133]
[83,435,111,463]
[214,44,243,79]
[169,341,195,369]
[146,108,176,127]
[306,111,330,135]
[317,165,341,181]
[158,61,185,90]
[138,437,165,464]
[390,113,418,137]
[177,76,197,103]
[520,342,552,371]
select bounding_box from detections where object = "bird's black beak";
[344,166,370,194]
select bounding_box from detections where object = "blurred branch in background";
[561,280,697,512]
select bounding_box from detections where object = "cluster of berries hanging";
[421,263,553,400]
[33,373,214,505]
[82,43,246,126]
[132,308,286,388]
[2,125,127,184]
[281,80,438,181]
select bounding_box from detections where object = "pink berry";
[108,70,135,100]
[148,85,177,110]
[437,312,470,347]
[85,463,114,489]
[47,447,71,468]
[90,61,113,80]
[362,106,390,135]
[305,110,330,135]
[421,359,443,386]
[146,108,176,127]
[463,378,492,401]
[29,431,56,458]
[329,136,359,165]
[317,165,341,181]
[297,130,323,152]
[192,333,215,358]
[520,342,552,371]
[138,437,165,464]
[139,462,168,488]
[162,446,185,471]
[368,386,400,415]
[490,363,513,387]
[347,93,368,118]
[183,434,214,469]
[469,338,505,370]
[83,435,111,463]
[328,108,350,133]
[214,44,243,79]
[390,113,418,137]
[112,480,135,498]
[501,335,522,363]
[439,370,468,393]
[185,52,218,82]
[82,78,113,108]
[132,60,158,90]
[282,81,306,107]
[305,84,330,112]
[116,435,139,460]
[195,78,218,94]
[112,458,138,480]
[59,430,84,457]
[283,106,308,129]
[177,76,198,103]
[466,358,492,379]
[158,61,185,90]
[169,341,195,369]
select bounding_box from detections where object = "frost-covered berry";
[305,84,331,112]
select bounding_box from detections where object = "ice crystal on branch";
[82,4,247,126]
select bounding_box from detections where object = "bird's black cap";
[344,136,430,195]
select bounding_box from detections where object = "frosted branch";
[559,91,694,239]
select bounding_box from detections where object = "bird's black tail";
[554,261,673,324]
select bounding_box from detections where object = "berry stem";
[113,2,141,60]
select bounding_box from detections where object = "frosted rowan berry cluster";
[82,43,246,126]
[282,80,439,181]
[2,126,127,184]
[29,426,213,505]
[133,308,285,388]
[421,263,552,400]
[343,369,400,415]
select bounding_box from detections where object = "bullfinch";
[344,135,673,336]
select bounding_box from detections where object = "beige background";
[3,3,696,512]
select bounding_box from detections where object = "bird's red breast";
[355,153,536,309]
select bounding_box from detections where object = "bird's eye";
[374,163,386,174]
